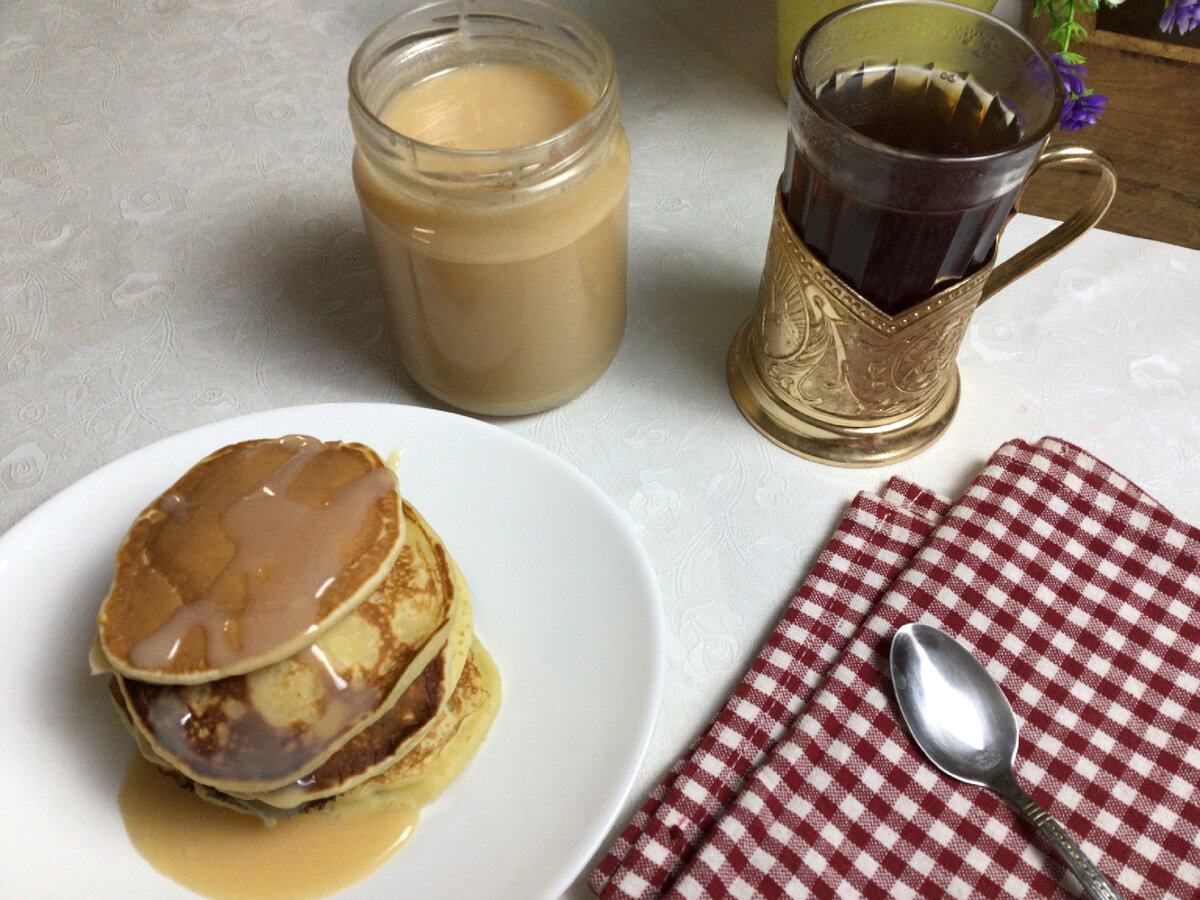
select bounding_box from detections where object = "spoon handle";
[996,779,1123,900]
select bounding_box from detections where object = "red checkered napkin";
[663,438,1200,899]
[590,478,950,899]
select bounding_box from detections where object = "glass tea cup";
[729,0,1116,465]
[784,0,1113,314]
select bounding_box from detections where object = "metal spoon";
[890,622,1123,900]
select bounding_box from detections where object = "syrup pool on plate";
[119,756,417,900]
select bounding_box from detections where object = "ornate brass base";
[728,317,960,467]
[728,191,993,468]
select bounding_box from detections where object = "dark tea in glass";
[784,64,1027,314]
[784,0,1064,315]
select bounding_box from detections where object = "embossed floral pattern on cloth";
[593,437,1200,899]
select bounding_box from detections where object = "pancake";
[93,435,502,832]
[98,436,405,685]
[114,500,460,794]
[339,637,501,813]
[236,561,475,811]
[106,569,486,821]
[187,637,499,820]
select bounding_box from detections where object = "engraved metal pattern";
[752,195,992,422]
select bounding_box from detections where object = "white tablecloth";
[3,1,1198,897]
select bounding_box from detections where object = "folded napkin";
[592,438,1200,899]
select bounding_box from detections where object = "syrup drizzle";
[137,643,383,786]
[129,436,397,671]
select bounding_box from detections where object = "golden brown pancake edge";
[112,499,460,794]
[98,436,405,685]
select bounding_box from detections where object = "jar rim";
[348,0,618,168]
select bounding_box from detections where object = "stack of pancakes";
[90,435,500,819]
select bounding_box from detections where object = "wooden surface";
[1018,12,1200,250]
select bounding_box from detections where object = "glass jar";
[349,0,629,416]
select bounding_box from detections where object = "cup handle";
[980,145,1118,302]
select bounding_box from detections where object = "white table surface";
[3,1,1198,897]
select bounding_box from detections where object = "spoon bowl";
[890,623,1123,900]
[890,622,1017,788]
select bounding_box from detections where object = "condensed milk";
[120,755,416,900]
[349,0,629,415]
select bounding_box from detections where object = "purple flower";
[1060,92,1108,130]
[1051,55,1088,98]
[1161,0,1200,35]
[1049,53,1105,130]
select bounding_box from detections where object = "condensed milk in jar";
[349,0,630,416]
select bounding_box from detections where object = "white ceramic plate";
[0,403,664,900]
